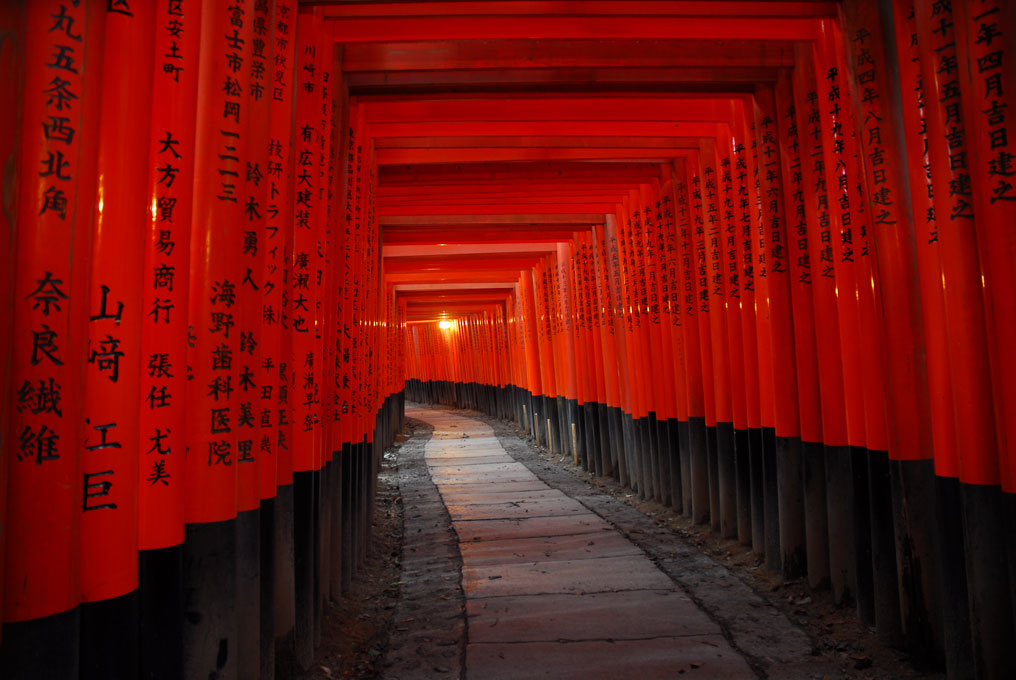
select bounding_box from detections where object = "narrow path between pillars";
[394,405,756,680]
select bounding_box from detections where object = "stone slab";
[426,455,517,466]
[432,472,540,486]
[465,636,756,680]
[446,498,588,522]
[444,488,569,506]
[462,554,674,597]
[426,445,505,454]
[466,589,721,643]
[429,462,530,476]
[458,531,642,566]
[435,482,549,497]
[453,513,614,543]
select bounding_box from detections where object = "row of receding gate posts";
[397,5,1016,674]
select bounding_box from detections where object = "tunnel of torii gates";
[2,0,1016,678]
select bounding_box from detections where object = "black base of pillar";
[802,440,829,590]
[734,427,752,545]
[668,419,683,513]
[1,607,79,679]
[274,483,297,678]
[183,519,238,680]
[689,417,709,525]
[961,481,1016,680]
[776,435,805,579]
[825,444,856,606]
[891,459,942,668]
[716,422,736,539]
[260,497,276,680]
[748,427,765,555]
[293,471,315,670]
[763,427,780,572]
[868,450,903,647]
[140,544,184,680]
[679,420,692,517]
[236,507,261,679]
[852,447,876,626]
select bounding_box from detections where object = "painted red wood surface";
[139,0,199,550]
[6,0,103,622]
[4,5,1016,673]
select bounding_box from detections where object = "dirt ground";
[299,435,408,680]
[304,409,945,680]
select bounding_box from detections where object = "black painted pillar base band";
[1,607,79,679]
[762,427,780,573]
[716,422,736,539]
[802,440,829,590]
[748,427,765,556]
[140,544,184,680]
[183,519,238,680]
[260,497,276,680]
[733,428,752,545]
[668,419,683,513]
[689,417,709,525]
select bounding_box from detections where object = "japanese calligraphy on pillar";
[139,0,199,549]
[81,0,156,602]
[231,0,272,511]
[661,181,682,329]
[781,99,810,284]
[956,0,1016,490]
[186,0,254,521]
[7,0,98,622]
[840,5,927,460]
[732,139,755,292]
[691,171,709,313]
[263,0,295,492]
[291,8,322,469]
[339,117,358,441]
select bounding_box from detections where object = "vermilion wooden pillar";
[184,1,255,676]
[710,142,751,543]
[775,69,829,590]
[838,10,902,646]
[556,241,580,464]
[753,86,806,580]
[603,213,635,488]
[689,153,721,531]
[616,198,646,497]
[889,4,953,662]
[739,103,781,571]
[4,1,104,675]
[268,2,299,673]
[956,0,1016,656]
[811,22,873,621]
[234,0,273,675]
[790,42,854,607]
[646,181,680,508]
[727,111,764,553]
[660,166,689,512]
[290,6,323,670]
[910,0,1016,675]
[0,0,23,645]
[79,3,156,678]
[592,221,623,482]
[699,141,737,536]
[672,158,708,524]
[138,2,200,678]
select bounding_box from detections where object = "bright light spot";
[439,320,452,330]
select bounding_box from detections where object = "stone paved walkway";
[409,406,757,680]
